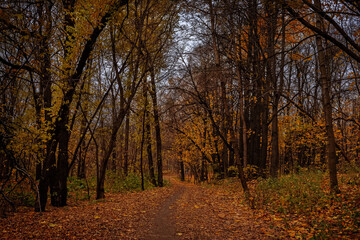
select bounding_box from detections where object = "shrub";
[67,176,91,201]
[105,172,159,192]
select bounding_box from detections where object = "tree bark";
[314,0,339,193]
[96,110,127,199]
[38,0,129,210]
[144,83,157,187]
[149,68,163,187]
[124,112,130,176]
[266,0,279,178]
[33,1,53,211]
[77,113,87,179]
[180,158,185,182]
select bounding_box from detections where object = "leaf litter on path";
[1,177,288,239]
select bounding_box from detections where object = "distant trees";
[166,0,360,194]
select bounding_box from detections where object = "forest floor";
[0,176,289,239]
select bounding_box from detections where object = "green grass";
[255,169,328,214]
[67,172,169,202]
[254,168,360,238]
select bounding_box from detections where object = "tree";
[313,0,339,193]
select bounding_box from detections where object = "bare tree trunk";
[77,80,90,179]
[144,83,157,186]
[266,0,280,178]
[180,161,185,182]
[140,91,146,191]
[77,117,87,179]
[124,112,130,176]
[149,68,163,187]
[246,0,267,171]
[96,109,128,199]
[33,1,53,211]
[236,65,248,169]
[208,0,230,177]
[314,0,339,193]
[51,129,69,207]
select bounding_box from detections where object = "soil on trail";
[145,182,185,239]
[0,177,287,239]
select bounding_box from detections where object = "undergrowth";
[105,172,157,192]
[254,169,360,239]
[67,172,169,202]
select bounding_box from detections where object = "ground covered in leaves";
[173,181,286,239]
[1,172,359,239]
[1,176,286,239]
[0,185,175,239]
[252,169,360,239]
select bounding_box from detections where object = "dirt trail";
[147,177,286,239]
[146,179,185,239]
[0,177,287,239]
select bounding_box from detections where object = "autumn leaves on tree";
[1,0,360,216]
[167,0,359,194]
[0,0,178,211]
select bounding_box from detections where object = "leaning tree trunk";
[96,113,125,199]
[38,0,130,211]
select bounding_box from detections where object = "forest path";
[146,176,286,239]
[145,177,185,239]
[158,177,286,239]
[0,176,287,239]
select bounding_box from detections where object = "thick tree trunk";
[277,7,286,176]
[208,0,231,177]
[37,0,129,210]
[34,1,53,211]
[146,122,157,186]
[48,0,75,206]
[180,159,185,182]
[50,103,71,207]
[36,141,56,212]
[314,0,339,193]
[246,0,267,171]
[266,0,279,178]
[149,69,163,187]
[270,108,279,178]
[235,31,248,169]
[144,84,157,187]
